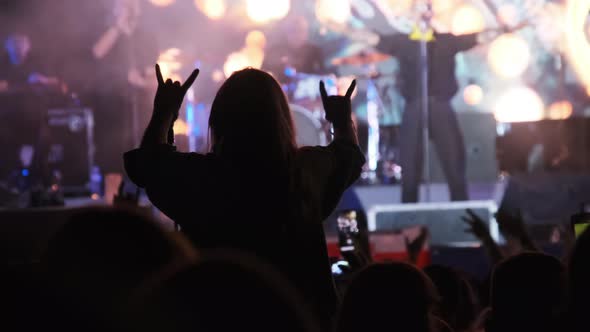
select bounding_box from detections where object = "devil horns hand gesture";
[154,64,199,119]
[319,79,356,127]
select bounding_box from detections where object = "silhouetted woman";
[124,66,364,325]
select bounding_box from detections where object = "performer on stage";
[0,32,65,189]
[0,33,62,91]
[362,1,504,202]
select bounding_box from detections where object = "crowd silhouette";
[1,64,590,332]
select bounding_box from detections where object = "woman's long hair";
[208,68,297,167]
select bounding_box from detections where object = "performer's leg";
[429,100,468,201]
[400,101,423,203]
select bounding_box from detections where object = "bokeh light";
[223,48,266,78]
[487,34,531,79]
[246,0,290,23]
[194,0,226,20]
[316,0,352,24]
[565,0,590,92]
[241,46,265,69]
[157,48,183,82]
[149,0,175,7]
[463,84,483,106]
[451,4,485,35]
[432,0,458,15]
[246,30,267,49]
[548,100,573,119]
[497,3,520,27]
[211,70,225,83]
[173,118,191,136]
[494,86,544,122]
[536,3,566,52]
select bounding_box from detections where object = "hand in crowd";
[319,79,356,127]
[405,226,429,264]
[462,209,492,241]
[154,64,199,120]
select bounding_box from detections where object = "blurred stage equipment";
[45,107,95,195]
[366,201,498,246]
[424,111,498,183]
[496,118,590,174]
[331,52,391,176]
[246,0,290,23]
[290,104,328,147]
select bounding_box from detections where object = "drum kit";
[286,50,392,178]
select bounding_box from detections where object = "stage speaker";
[46,108,95,194]
[424,111,498,183]
[366,200,498,246]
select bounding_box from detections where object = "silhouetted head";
[40,207,197,330]
[4,33,30,65]
[209,68,296,164]
[488,252,566,332]
[337,262,440,332]
[569,227,590,331]
[129,252,320,332]
[424,265,477,332]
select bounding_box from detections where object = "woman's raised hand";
[153,64,199,119]
[319,79,356,127]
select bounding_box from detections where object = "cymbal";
[331,51,391,66]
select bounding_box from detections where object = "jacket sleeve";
[299,139,366,221]
[123,145,206,220]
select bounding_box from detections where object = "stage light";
[223,52,253,78]
[565,0,590,93]
[451,4,485,35]
[212,69,225,83]
[149,0,175,7]
[195,0,226,20]
[157,48,183,82]
[548,100,573,119]
[245,30,267,49]
[241,46,265,69]
[173,118,190,136]
[487,33,530,79]
[246,0,290,23]
[316,0,351,24]
[463,84,483,106]
[494,86,544,123]
[432,0,458,15]
[497,3,520,27]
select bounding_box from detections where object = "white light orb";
[316,0,351,24]
[488,33,531,79]
[246,0,290,23]
[494,86,544,122]
[451,4,485,35]
[195,0,226,20]
[463,84,484,106]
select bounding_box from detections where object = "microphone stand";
[418,19,431,203]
